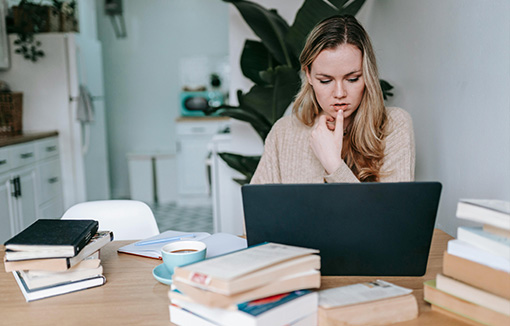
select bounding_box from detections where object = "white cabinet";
[15,167,39,231]
[176,118,230,206]
[0,174,14,242]
[0,135,64,243]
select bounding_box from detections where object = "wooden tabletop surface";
[0,229,469,325]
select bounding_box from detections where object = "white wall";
[96,0,229,198]
[364,0,510,235]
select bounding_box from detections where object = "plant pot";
[60,13,78,32]
[13,5,60,34]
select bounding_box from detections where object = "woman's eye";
[347,77,360,83]
[319,79,331,84]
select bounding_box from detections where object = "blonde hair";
[293,15,387,182]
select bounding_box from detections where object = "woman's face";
[306,44,365,126]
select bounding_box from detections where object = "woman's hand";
[310,110,344,174]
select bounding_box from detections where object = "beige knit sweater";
[251,107,415,184]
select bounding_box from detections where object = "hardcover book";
[13,271,106,302]
[436,274,510,316]
[169,290,318,326]
[172,270,321,309]
[20,259,103,290]
[4,219,99,260]
[447,239,510,273]
[457,226,510,260]
[173,242,319,296]
[443,251,510,300]
[424,280,510,326]
[4,231,113,272]
[317,280,418,326]
[457,199,510,230]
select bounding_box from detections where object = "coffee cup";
[161,240,206,274]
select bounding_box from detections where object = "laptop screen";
[242,182,442,276]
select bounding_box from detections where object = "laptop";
[242,182,442,276]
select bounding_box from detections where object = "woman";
[251,15,415,184]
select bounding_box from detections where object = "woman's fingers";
[334,110,344,141]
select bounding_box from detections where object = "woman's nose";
[334,82,347,98]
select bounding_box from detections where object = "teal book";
[4,219,99,260]
[457,226,510,260]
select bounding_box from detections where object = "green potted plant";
[7,0,77,62]
[207,0,393,185]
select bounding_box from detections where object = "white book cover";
[318,280,412,309]
[177,243,318,282]
[457,226,510,260]
[171,290,318,326]
[447,239,510,273]
[169,304,318,326]
[13,271,106,302]
[457,199,510,230]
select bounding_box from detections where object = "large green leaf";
[272,65,302,121]
[218,153,261,185]
[215,107,272,140]
[223,0,294,66]
[340,0,367,17]
[286,0,366,59]
[240,40,277,86]
[240,65,300,128]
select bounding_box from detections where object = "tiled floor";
[149,202,214,234]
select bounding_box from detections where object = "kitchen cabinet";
[176,117,230,206]
[0,134,63,243]
[0,173,13,242]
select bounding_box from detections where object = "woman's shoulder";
[385,107,413,129]
[386,107,411,122]
[272,114,309,131]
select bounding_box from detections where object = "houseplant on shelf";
[207,0,393,185]
[7,0,77,62]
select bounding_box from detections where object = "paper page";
[460,199,510,214]
[318,280,412,308]
[201,233,247,258]
[117,230,211,259]
[181,243,318,281]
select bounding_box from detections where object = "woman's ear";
[305,66,313,86]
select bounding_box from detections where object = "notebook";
[242,182,442,276]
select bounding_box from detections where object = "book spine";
[458,227,510,260]
[443,252,510,300]
[73,223,99,256]
[424,281,510,326]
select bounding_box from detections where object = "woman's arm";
[380,108,416,182]
[250,127,282,184]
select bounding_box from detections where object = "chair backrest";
[61,200,160,240]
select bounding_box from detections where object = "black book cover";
[4,219,99,257]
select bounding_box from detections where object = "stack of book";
[169,242,321,325]
[318,280,418,326]
[3,219,113,302]
[424,199,510,325]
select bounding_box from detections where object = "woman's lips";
[332,103,348,111]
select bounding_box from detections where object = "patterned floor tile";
[148,202,214,234]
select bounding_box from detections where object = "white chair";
[61,200,160,240]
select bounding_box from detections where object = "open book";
[117,230,247,259]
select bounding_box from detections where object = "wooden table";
[0,229,469,325]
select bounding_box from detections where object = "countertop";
[0,131,59,148]
[176,116,230,122]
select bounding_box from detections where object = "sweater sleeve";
[325,108,415,183]
[380,108,416,182]
[324,161,360,183]
[250,124,282,184]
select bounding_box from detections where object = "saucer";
[152,264,173,285]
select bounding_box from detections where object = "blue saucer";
[152,264,173,285]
